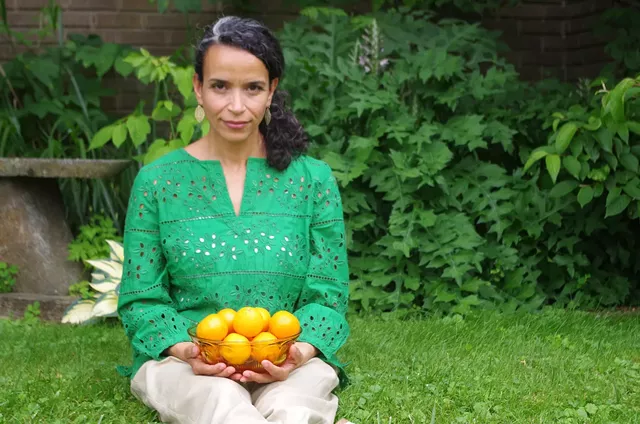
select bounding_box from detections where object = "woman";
[116,16,353,424]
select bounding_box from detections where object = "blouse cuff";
[294,303,349,366]
[128,307,194,361]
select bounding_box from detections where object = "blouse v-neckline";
[178,148,268,218]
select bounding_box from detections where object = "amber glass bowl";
[187,326,301,373]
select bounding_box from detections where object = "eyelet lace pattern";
[117,149,350,379]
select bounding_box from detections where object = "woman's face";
[193,44,278,144]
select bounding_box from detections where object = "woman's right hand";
[167,342,237,377]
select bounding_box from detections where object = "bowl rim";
[187,325,301,344]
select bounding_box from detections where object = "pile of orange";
[195,306,301,365]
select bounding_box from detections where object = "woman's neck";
[205,130,266,169]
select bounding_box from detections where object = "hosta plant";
[61,240,123,324]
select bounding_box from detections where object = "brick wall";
[2,0,302,115]
[3,0,304,57]
[2,0,616,115]
[483,0,614,81]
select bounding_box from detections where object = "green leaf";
[618,123,630,143]
[606,187,622,207]
[549,180,579,198]
[594,183,605,197]
[114,55,134,77]
[604,78,636,122]
[440,115,486,151]
[89,125,114,150]
[143,138,172,165]
[29,57,59,88]
[461,279,484,293]
[588,164,610,182]
[174,0,201,13]
[403,277,421,291]
[126,115,151,147]
[583,116,602,131]
[545,154,561,183]
[157,0,169,12]
[523,146,553,172]
[594,127,613,152]
[555,122,578,153]
[418,210,437,228]
[628,121,640,135]
[201,120,210,136]
[604,152,618,170]
[562,156,582,179]
[95,43,120,77]
[585,403,598,416]
[570,136,584,157]
[577,186,594,208]
[623,178,640,199]
[605,191,631,218]
[619,153,639,172]
[171,67,195,100]
[0,0,7,27]
[177,112,197,144]
[109,123,126,147]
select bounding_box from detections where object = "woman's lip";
[223,121,249,129]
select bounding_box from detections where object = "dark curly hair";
[195,16,308,171]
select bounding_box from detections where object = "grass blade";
[64,65,90,127]
[430,401,436,424]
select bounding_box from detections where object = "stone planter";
[0,158,132,320]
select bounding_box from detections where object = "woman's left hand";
[230,342,317,383]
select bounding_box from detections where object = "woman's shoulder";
[140,148,194,172]
[288,154,335,183]
[133,149,196,183]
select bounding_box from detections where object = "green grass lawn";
[1,309,638,423]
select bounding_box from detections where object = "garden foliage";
[3,3,639,314]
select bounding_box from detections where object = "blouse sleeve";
[117,170,192,368]
[294,164,350,368]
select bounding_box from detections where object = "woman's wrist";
[165,342,192,360]
[296,341,318,361]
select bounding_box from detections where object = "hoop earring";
[195,105,205,123]
[264,107,271,125]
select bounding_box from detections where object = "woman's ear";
[193,73,203,105]
[267,78,279,105]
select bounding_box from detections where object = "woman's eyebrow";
[207,78,266,86]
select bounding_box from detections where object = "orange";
[269,311,300,339]
[254,307,271,332]
[233,307,266,339]
[196,313,228,341]
[217,308,236,332]
[251,332,281,363]
[220,333,251,365]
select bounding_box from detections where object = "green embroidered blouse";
[116,148,350,382]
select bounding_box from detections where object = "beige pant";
[131,356,340,424]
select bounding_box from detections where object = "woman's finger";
[187,344,200,360]
[214,366,237,378]
[240,370,278,384]
[229,372,244,381]
[191,361,226,376]
[288,344,303,363]
[260,360,290,380]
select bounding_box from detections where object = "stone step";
[0,292,77,322]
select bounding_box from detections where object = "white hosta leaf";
[61,299,96,324]
[106,240,124,263]
[86,259,123,280]
[91,292,119,318]
[89,279,118,294]
[91,271,107,283]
